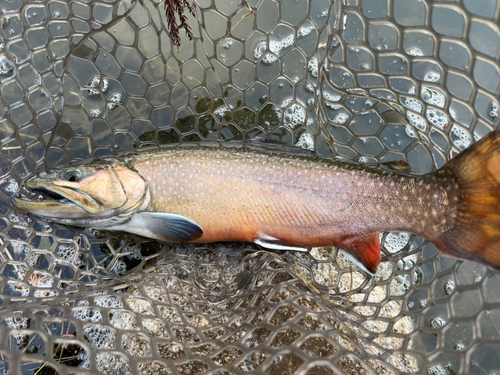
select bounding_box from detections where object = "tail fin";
[434,130,500,269]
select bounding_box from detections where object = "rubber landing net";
[0,0,499,374]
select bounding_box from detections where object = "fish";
[12,132,500,274]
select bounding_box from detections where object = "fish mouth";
[12,179,101,218]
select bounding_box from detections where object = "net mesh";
[0,0,499,374]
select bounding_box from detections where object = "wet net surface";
[0,0,500,374]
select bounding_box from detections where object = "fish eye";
[65,169,81,182]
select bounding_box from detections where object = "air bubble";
[5,316,29,329]
[295,133,314,151]
[406,48,423,56]
[107,92,122,110]
[332,112,349,124]
[391,274,411,295]
[445,280,455,295]
[407,113,426,131]
[384,232,410,253]
[255,35,294,65]
[397,260,404,270]
[429,317,445,328]
[297,25,314,37]
[403,98,422,113]
[254,41,267,59]
[422,87,445,107]
[57,244,77,261]
[0,54,15,79]
[276,99,306,129]
[426,108,448,130]
[428,365,446,375]
[450,125,471,150]
[308,56,318,77]
[214,105,230,121]
[88,77,109,96]
[323,91,342,102]
[90,108,102,117]
[423,72,440,82]
[2,179,18,193]
[489,102,498,120]
[73,307,104,323]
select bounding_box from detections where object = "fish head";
[12,162,149,227]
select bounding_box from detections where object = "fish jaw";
[12,163,151,227]
[13,178,100,219]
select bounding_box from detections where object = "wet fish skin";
[12,132,500,273]
[129,147,457,246]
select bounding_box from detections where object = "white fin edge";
[254,238,308,252]
[339,249,375,276]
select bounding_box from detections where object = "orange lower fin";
[339,233,381,275]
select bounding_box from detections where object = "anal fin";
[339,233,381,275]
[255,233,308,252]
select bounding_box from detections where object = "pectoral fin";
[254,233,308,252]
[339,233,381,275]
[110,212,203,242]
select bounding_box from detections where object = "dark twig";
[164,0,196,47]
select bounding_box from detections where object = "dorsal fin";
[245,137,315,156]
[380,160,411,173]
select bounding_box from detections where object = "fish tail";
[434,130,500,269]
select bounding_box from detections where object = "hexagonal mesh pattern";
[0,0,499,374]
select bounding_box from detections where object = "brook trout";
[12,133,500,274]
